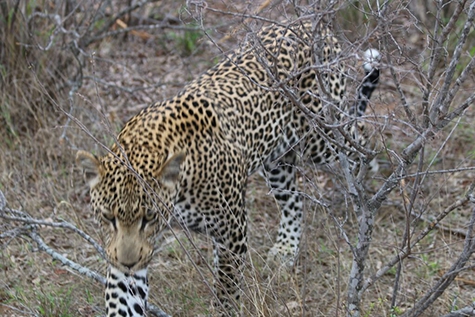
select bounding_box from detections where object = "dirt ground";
[1,1,475,316]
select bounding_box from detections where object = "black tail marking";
[350,49,381,117]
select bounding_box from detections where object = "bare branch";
[0,189,5,210]
[86,22,204,44]
[400,204,475,316]
[430,1,475,125]
[0,211,106,259]
[27,230,106,285]
[362,183,475,292]
[441,303,475,317]
[380,5,416,127]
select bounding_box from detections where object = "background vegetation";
[1,0,475,316]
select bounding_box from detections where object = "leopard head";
[76,150,185,272]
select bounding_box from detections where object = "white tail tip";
[363,49,381,71]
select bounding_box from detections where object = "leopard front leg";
[262,151,303,266]
[210,203,248,316]
[212,239,245,314]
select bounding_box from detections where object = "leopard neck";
[105,266,149,317]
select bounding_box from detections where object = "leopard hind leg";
[261,151,303,266]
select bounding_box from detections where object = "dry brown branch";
[114,18,152,40]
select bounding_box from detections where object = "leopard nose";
[121,261,138,270]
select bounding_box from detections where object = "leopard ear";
[158,152,185,188]
[76,150,103,188]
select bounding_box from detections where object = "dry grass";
[1,1,475,316]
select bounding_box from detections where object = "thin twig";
[440,302,475,317]
[83,76,184,94]
[86,22,203,44]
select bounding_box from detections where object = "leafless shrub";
[331,1,475,316]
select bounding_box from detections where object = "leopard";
[77,19,380,316]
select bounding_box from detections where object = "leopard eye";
[145,208,155,221]
[101,210,115,224]
[141,209,156,230]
